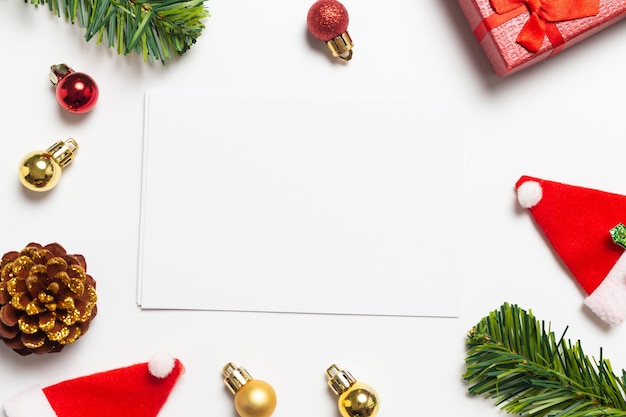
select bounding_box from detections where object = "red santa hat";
[2,354,184,417]
[516,175,626,327]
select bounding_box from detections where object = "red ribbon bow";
[474,0,599,53]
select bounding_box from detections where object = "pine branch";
[464,303,626,416]
[26,0,210,64]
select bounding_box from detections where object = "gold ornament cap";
[18,139,78,192]
[49,63,75,85]
[223,362,254,394]
[327,364,357,395]
[47,139,79,168]
[326,32,353,61]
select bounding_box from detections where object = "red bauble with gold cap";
[307,0,353,61]
[50,64,99,113]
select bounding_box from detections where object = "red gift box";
[458,0,626,77]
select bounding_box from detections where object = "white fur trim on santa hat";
[3,385,57,417]
[584,252,626,327]
[517,180,543,208]
[148,353,176,378]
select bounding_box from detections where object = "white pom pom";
[148,353,176,378]
[517,180,542,208]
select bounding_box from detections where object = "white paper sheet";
[138,93,463,317]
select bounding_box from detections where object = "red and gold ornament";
[50,64,99,113]
[307,0,353,61]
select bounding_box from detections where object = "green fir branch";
[464,303,626,416]
[27,0,210,63]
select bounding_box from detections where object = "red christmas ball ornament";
[50,64,99,113]
[307,0,353,61]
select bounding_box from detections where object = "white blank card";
[138,93,463,317]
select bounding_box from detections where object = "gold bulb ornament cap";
[49,63,74,85]
[327,364,380,417]
[327,32,353,61]
[223,363,277,417]
[18,139,78,192]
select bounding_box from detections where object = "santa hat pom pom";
[517,180,543,208]
[148,354,176,378]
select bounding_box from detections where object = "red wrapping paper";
[458,0,626,76]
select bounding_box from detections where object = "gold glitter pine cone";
[0,243,97,355]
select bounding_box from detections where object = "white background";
[1,1,626,417]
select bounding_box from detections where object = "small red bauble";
[307,0,349,41]
[307,0,353,61]
[50,64,99,113]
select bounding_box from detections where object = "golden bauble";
[18,151,61,192]
[234,380,277,417]
[337,382,379,417]
[17,139,78,192]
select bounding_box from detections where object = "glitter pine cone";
[0,243,97,355]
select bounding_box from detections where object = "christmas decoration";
[28,0,210,64]
[223,363,277,417]
[307,0,353,61]
[516,175,626,327]
[327,364,379,417]
[465,302,626,416]
[3,353,184,417]
[458,0,626,76]
[0,243,97,355]
[50,64,99,113]
[18,139,78,192]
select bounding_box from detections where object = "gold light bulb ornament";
[327,364,380,417]
[223,363,277,417]
[18,139,78,192]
